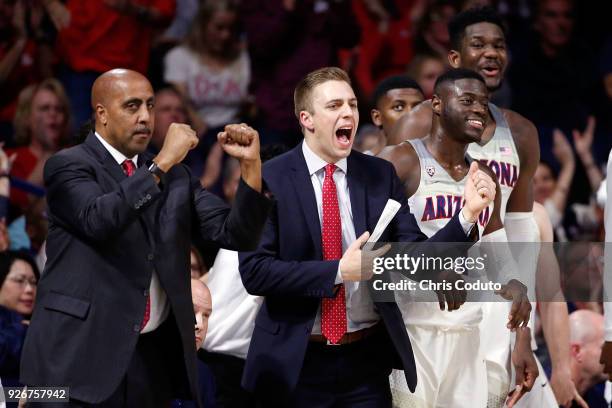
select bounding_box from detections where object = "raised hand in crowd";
[549,129,576,214]
[573,116,603,192]
[41,0,70,30]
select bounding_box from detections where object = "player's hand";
[600,341,612,379]
[433,270,466,312]
[155,123,199,171]
[506,328,538,408]
[218,123,260,164]
[495,279,530,330]
[549,367,584,408]
[462,162,495,223]
[339,232,390,282]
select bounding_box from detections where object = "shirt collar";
[95,132,138,166]
[301,139,348,176]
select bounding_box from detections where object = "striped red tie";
[320,164,347,344]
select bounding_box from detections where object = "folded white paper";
[367,199,401,243]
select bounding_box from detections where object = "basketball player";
[384,7,575,407]
[384,68,536,408]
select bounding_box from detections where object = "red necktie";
[321,163,347,344]
[121,160,151,329]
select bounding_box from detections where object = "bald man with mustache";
[20,69,270,407]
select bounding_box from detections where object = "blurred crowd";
[1,0,611,406]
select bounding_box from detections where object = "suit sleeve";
[45,153,162,243]
[192,177,271,251]
[238,200,338,298]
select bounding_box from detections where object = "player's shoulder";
[500,107,539,161]
[377,141,420,183]
[500,108,538,144]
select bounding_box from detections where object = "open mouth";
[335,126,353,147]
[467,119,484,130]
[480,64,501,77]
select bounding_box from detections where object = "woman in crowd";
[0,250,39,388]
[9,78,70,213]
[164,0,250,185]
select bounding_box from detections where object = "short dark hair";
[448,6,505,51]
[370,75,423,109]
[433,68,486,95]
[0,250,40,289]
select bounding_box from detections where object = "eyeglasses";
[6,276,37,288]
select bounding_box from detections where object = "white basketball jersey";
[397,138,492,328]
[466,103,520,221]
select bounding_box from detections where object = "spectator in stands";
[569,310,608,407]
[0,0,51,141]
[413,1,457,61]
[53,0,175,129]
[406,53,446,99]
[150,86,189,154]
[0,251,39,388]
[164,0,249,178]
[9,79,69,214]
[508,0,597,131]
[351,0,417,99]
[164,0,247,140]
[241,0,359,147]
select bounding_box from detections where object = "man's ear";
[570,343,581,361]
[96,104,108,126]
[431,94,442,116]
[299,111,314,133]
[371,109,382,127]
[448,50,461,68]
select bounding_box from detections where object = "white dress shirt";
[302,141,379,334]
[95,132,169,334]
[203,249,262,359]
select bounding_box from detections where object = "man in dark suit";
[238,67,497,407]
[20,69,270,407]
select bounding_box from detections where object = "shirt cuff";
[335,265,343,285]
[459,208,476,235]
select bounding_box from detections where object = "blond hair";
[13,78,71,146]
[293,67,351,119]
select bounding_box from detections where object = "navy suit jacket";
[20,133,270,403]
[239,145,472,398]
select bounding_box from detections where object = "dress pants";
[27,314,192,408]
[256,329,393,408]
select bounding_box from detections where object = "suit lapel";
[289,146,323,258]
[84,133,157,247]
[83,133,128,184]
[347,154,367,237]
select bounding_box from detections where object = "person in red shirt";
[50,0,175,131]
[0,0,52,141]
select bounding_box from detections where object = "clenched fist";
[218,123,260,163]
[218,123,263,192]
[462,162,496,223]
[155,123,199,172]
